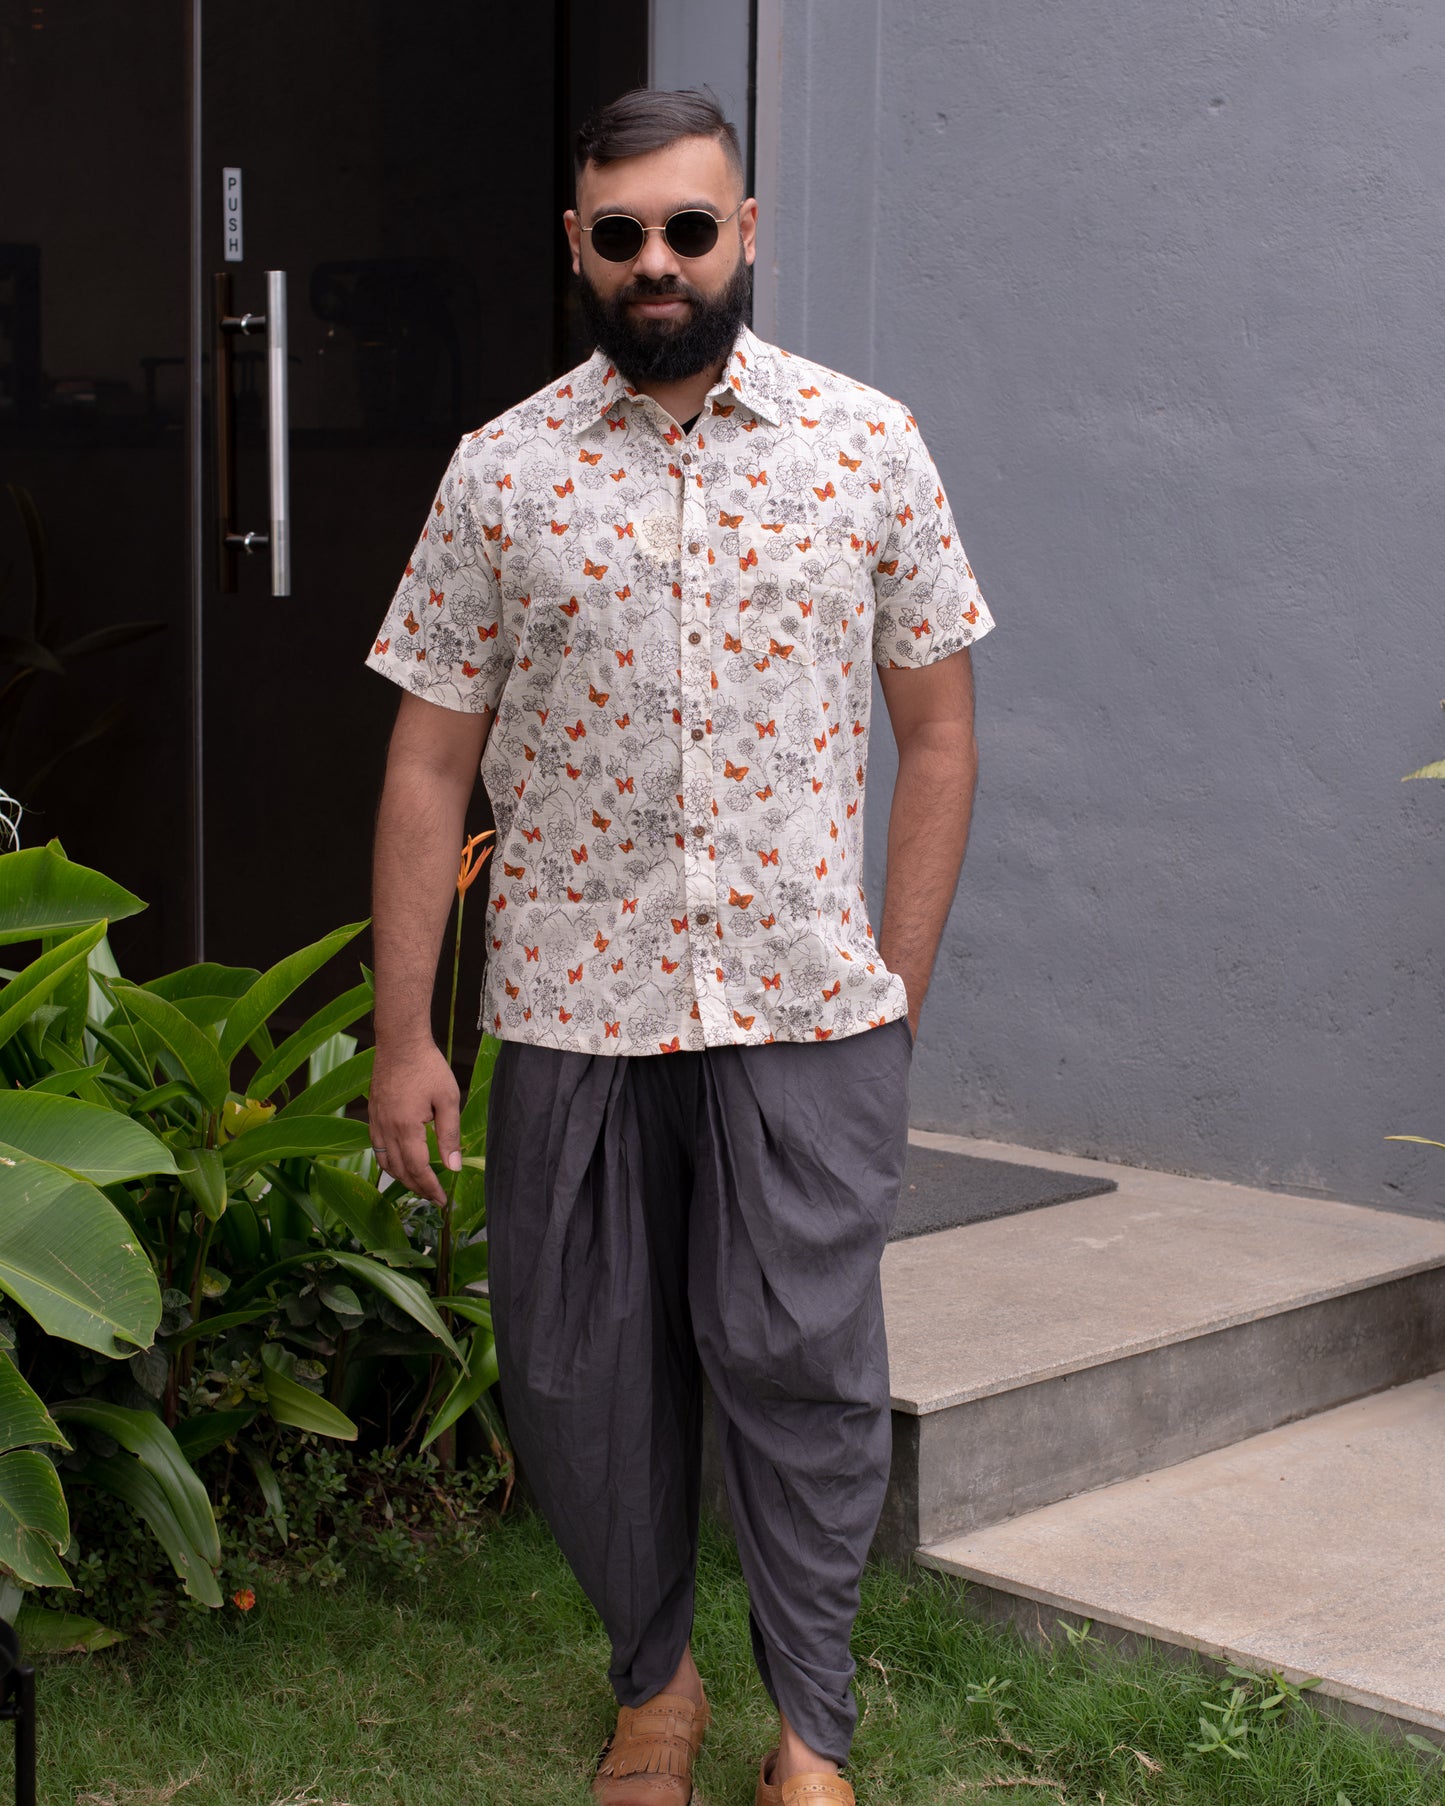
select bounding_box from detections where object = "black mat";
[887,1144,1117,1242]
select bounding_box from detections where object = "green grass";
[8,1505,1443,1806]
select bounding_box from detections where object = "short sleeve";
[364,439,509,714]
[871,411,995,669]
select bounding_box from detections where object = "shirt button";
[692,824,706,838]
[687,630,701,644]
[682,453,692,465]
[695,910,711,925]
[688,541,701,555]
[691,727,704,741]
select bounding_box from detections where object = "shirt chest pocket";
[734,518,865,664]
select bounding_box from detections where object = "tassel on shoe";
[592,1690,710,1803]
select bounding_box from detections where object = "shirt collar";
[567,323,786,434]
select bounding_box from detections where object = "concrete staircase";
[884,1132,1445,1747]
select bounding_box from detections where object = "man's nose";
[632,228,680,282]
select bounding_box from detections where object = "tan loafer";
[754,1748,855,1806]
[591,1686,711,1805]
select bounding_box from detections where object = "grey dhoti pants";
[484,1014,914,1766]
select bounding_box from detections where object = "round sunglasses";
[582,201,744,263]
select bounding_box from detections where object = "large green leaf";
[1403,760,1445,782]
[0,922,106,1052]
[77,1453,221,1606]
[277,1048,374,1121]
[143,962,259,1004]
[258,1346,356,1441]
[421,1327,499,1452]
[175,1146,227,1222]
[0,1089,176,1184]
[218,923,368,1064]
[51,1400,219,1568]
[326,1251,463,1363]
[220,1115,370,1177]
[247,980,373,1102]
[106,982,229,1113]
[0,1146,160,1353]
[0,1449,71,1586]
[310,1164,417,1263]
[0,1356,67,1456]
[172,1407,259,1462]
[0,845,146,945]
[13,1606,124,1652]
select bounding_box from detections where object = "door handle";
[212,268,291,597]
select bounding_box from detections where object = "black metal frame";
[0,1620,35,1806]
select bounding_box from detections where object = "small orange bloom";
[457,829,496,895]
[232,1587,256,1611]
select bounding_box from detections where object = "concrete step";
[873,1134,1445,1559]
[915,1371,1445,1744]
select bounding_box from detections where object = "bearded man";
[366,86,994,1806]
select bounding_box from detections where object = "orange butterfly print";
[724,631,743,653]
[503,860,525,878]
[584,558,608,579]
[659,1036,680,1052]
[661,956,680,973]
[478,621,499,639]
[615,774,634,793]
[797,385,820,398]
[839,451,861,471]
[723,759,750,780]
[571,844,588,864]
[559,597,580,616]
[591,810,611,831]
[739,547,758,571]
[554,478,574,498]
[769,639,793,658]
[910,619,931,639]
[615,713,631,728]
[504,979,520,998]
[565,762,582,779]
[815,857,828,878]
[615,647,634,665]
[593,929,610,951]
[566,884,583,901]
[813,482,835,501]
[609,467,627,481]
[483,522,504,541]
[568,964,584,984]
[622,896,639,913]
[800,417,820,429]
[728,887,753,907]
[522,825,543,842]
[866,420,885,435]
[524,944,540,961]
[756,719,776,737]
[733,1010,756,1029]
[604,1021,620,1038]
[580,448,602,465]
[719,510,743,528]
[611,957,625,973]
[558,1007,573,1023]
[822,981,840,1000]
[546,415,565,429]
[549,520,568,535]
[403,611,420,635]
[374,637,389,654]
[615,585,632,601]
[744,469,768,487]
[758,847,779,866]
[760,913,776,927]
[564,720,586,741]
[614,521,635,539]
[588,683,610,706]
[671,915,689,933]
[755,783,773,800]
[762,972,782,989]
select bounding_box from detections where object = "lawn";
[8,1503,1441,1806]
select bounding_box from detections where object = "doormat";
[887,1143,1117,1242]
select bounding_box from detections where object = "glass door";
[198,1,646,1053]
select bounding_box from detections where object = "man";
[366,87,993,1806]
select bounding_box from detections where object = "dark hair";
[574,87,744,191]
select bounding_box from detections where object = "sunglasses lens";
[590,215,645,262]
[664,211,721,258]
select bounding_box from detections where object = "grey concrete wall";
[758,0,1445,1213]
[650,0,752,156]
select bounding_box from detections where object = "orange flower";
[232,1587,256,1611]
[457,829,496,895]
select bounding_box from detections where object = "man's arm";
[369,689,492,1204]
[874,648,979,1045]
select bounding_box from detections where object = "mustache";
[618,276,699,303]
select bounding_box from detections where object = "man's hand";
[369,1037,461,1207]
[875,648,980,1046]
[370,689,491,1206]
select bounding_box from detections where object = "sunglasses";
[581,202,743,263]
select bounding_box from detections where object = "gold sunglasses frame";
[580,201,744,262]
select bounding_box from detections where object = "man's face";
[565,134,759,387]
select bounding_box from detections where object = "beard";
[577,253,754,387]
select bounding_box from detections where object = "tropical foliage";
[0,840,502,1645]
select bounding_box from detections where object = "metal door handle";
[265,270,290,597]
[212,268,290,597]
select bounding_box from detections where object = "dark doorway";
[1,2,647,1059]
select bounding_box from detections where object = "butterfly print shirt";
[365,324,995,1056]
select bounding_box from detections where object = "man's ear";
[740,196,759,267]
[563,207,583,277]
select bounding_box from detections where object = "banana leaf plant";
[0,841,500,1641]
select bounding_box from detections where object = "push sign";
[223,168,243,262]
